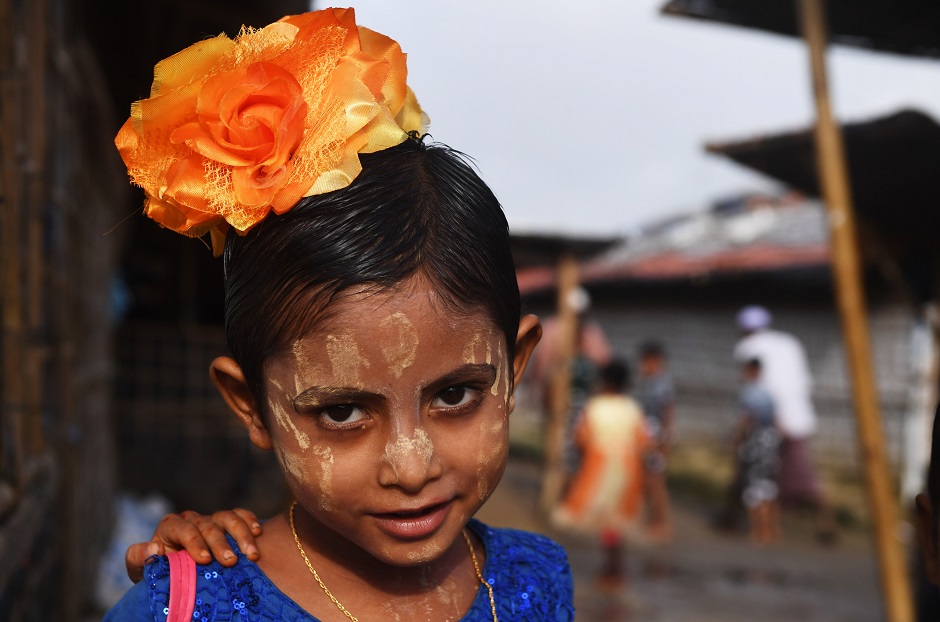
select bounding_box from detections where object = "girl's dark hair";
[600,359,630,393]
[222,138,520,405]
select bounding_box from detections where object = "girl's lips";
[370,501,452,540]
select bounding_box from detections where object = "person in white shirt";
[734,305,835,542]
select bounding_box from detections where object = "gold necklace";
[289,501,498,622]
[462,529,498,622]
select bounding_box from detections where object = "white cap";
[737,305,772,331]
[566,286,591,314]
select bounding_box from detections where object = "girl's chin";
[374,535,456,567]
[360,526,469,569]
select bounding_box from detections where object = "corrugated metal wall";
[521,272,914,472]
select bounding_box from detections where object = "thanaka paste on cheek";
[490,420,508,458]
[476,422,490,501]
[476,475,489,501]
[268,396,310,450]
[325,333,370,386]
[276,444,335,509]
[312,445,335,510]
[275,446,309,485]
[379,312,419,378]
[476,418,507,500]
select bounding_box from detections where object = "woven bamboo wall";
[1,1,330,618]
[0,0,126,619]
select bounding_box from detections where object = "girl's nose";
[377,427,443,492]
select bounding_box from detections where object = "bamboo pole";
[540,252,579,511]
[797,1,913,620]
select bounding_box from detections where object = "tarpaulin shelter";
[661,2,940,620]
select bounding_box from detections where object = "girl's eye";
[432,386,481,412]
[319,404,367,427]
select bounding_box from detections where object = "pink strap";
[166,550,197,622]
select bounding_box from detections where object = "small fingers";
[125,540,162,583]
[208,509,261,562]
[231,507,263,536]
[147,509,263,570]
[155,513,212,564]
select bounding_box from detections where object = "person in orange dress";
[553,359,649,584]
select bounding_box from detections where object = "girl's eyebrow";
[425,363,497,393]
[292,386,381,411]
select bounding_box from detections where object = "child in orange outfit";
[553,359,648,584]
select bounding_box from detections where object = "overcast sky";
[330,0,940,236]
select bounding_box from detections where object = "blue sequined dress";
[104,519,574,621]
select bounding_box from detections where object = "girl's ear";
[916,493,940,585]
[210,356,273,451]
[508,314,542,413]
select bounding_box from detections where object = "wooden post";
[540,252,580,511]
[25,0,47,455]
[798,1,914,620]
[0,0,25,485]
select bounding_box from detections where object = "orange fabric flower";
[115,8,426,253]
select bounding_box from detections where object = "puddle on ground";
[638,557,794,590]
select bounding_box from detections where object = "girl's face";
[219,276,540,568]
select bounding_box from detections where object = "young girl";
[551,360,648,586]
[105,8,573,621]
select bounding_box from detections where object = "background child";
[734,358,782,545]
[634,340,675,542]
[552,359,648,586]
[105,8,573,621]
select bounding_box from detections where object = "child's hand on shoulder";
[124,508,263,582]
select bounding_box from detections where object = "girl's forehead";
[268,287,506,385]
[280,287,503,362]
[309,281,495,336]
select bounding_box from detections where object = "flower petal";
[115,7,426,255]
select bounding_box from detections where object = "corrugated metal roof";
[706,110,940,241]
[518,195,830,295]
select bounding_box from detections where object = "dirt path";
[476,458,884,622]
